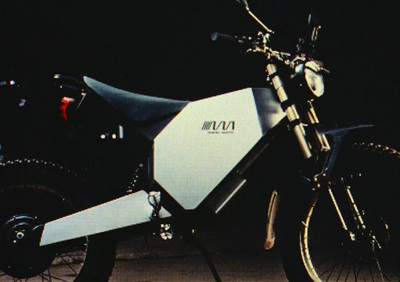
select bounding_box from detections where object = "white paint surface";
[40,191,170,246]
[154,88,263,209]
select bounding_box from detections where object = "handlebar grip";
[211,32,238,43]
[212,32,252,44]
[211,32,255,49]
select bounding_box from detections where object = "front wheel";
[0,160,117,281]
[280,143,400,281]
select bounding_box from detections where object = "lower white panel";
[40,191,170,246]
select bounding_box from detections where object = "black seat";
[83,76,189,123]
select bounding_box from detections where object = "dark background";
[0,0,400,262]
[1,0,400,127]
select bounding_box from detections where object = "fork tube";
[344,183,366,229]
[307,101,331,152]
[327,187,349,231]
[266,63,312,159]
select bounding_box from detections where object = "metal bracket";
[148,191,173,240]
[148,191,162,220]
[264,190,280,250]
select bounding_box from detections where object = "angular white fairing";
[154,88,265,209]
[40,191,171,246]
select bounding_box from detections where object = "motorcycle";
[0,0,399,281]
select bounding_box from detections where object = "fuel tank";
[153,87,285,209]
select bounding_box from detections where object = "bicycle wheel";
[281,143,400,281]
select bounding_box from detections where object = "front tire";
[280,143,400,281]
[0,160,117,281]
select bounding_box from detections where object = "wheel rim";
[300,173,400,281]
[0,185,88,281]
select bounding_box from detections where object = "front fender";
[317,123,399,177]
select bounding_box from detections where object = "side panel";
[154,88,283,209]
[40,191,171,246]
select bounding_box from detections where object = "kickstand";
[183,231,222,282]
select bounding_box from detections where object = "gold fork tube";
[266,64,312,159]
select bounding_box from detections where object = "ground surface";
[111,226,288,281]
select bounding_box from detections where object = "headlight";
[304,61,325,97]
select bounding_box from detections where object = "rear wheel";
[280,143,400,281]
[0,160,117,281]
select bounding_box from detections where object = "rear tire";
[0,160,117,281]
[280,143,400,281]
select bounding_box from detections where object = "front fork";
[327,184,357,241]
[327,180,383,250]
[266,63,375,251]
[266,64,330,160]
[264,63,332,249]
[264,60,381,251]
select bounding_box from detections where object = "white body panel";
[40,191,170,246]
[40,88,285,246]
[154,88,264,209]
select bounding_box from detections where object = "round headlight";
[304,61,325,97]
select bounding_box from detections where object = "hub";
[0,215,55,278]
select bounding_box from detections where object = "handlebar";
[211,31,291,63]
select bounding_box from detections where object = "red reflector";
[60,97,75,121]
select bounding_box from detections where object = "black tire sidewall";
[0,160,117,282]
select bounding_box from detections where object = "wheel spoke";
[40,272,70,282]
[348,260,357,281]
[320,260,339,280]
[59,254,79,274]
[372,256,386,282]
[40,272,52,281]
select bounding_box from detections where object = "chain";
[126,163,144,194]
[0,158,77,176]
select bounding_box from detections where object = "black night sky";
[1,0,400,127]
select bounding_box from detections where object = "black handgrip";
[211,32,238,43]
[211,32,251,45]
